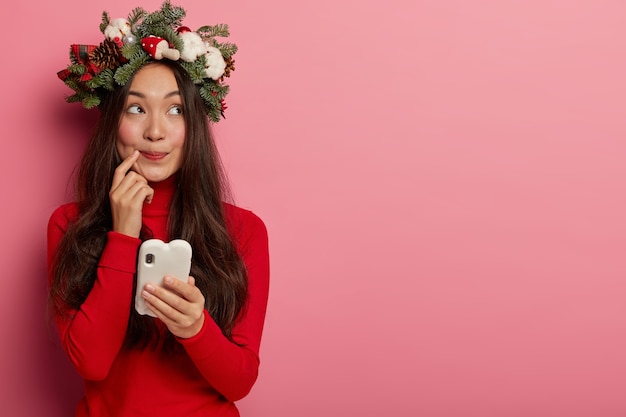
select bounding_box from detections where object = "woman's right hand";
[109,150,154,238]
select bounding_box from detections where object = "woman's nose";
[144,115,165,141]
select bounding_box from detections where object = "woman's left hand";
[142,276,206,339]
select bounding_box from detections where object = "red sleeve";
[47,204,141,381]
[178,207,270,402]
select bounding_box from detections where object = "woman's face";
[117,64,186,183]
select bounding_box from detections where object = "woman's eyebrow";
[128,90,181,98]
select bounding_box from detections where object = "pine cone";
[89,39,124,70]
[221,57,235,79]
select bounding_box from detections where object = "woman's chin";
[132,163,177,183]
[140,169,175,184]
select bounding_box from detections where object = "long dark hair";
[49,61,247,347]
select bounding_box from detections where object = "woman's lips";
[140,151,167,161]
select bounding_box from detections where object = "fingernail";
[142,290,150,299]
[145,284,155,292]
[164,276,173,284]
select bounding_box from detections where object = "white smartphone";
[135,239,193,316]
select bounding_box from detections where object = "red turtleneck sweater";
[47,176,270,417]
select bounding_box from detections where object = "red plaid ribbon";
[57,44,101,82]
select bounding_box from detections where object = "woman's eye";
[127,105,144,114]
[168,105,183,115]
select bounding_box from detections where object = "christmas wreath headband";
[57,1,236,122]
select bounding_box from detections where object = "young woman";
[48,3,269,416]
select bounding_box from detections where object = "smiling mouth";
[140,151,167,161]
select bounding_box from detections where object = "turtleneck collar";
[143,174,178,215]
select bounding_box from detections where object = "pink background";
[1,0,625,416]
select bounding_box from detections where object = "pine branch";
[215,84,230,101]
[114,56,149,85]
[66,94,82,104]
[153,26,184,51]
[197,24,230,39]
[199,83,229,122]
[121,43,142,61]
[139,1,186,34]
[127,6,147,27]
[83,94,101,109]
[64,79,82,92]
[215,42,238,59]
[160,1,186,26]
[180,59,207,84]
[66,64,87,75]
[99,11,110,34]
[88,69,115,91]
[199,85,219,105]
